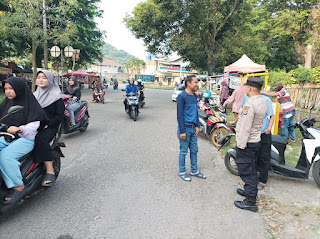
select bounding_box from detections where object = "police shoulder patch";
[243,106,250,115]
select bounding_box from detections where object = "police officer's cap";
[244,77,264,89]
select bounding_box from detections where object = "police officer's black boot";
[234,196,258,212]
[236,188,246,197]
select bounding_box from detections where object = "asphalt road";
[0,85,265,239]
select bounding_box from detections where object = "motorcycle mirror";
[7,105,24,115]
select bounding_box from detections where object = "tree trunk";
[32,40,38,92]
[305,44,312,69]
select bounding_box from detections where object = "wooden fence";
[286,84,320,111]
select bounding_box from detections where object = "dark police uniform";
[235,78,267,211]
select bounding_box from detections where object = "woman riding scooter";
[0,77,47,204]
[64,76,81,126]
[33,70,65,187]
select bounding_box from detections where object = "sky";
[96,0,149,60]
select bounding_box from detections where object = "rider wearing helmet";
[137,79,145,102]
[123,78,140,113]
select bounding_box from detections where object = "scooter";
[62,95,90,134]
[139,91,145,108]
[223,118,320,187]
[126,92,139,121]
[0,106,65,214]
[93,88,105,104]
[198,101,234,147]
[113,83,118,90]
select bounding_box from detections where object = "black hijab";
[66,76,80,94]
[0,77,47,127]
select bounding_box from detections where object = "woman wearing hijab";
[33,70,65,186]
[0,77,46,204]
[64,76,81,126]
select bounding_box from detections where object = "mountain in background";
[102,43,137,65]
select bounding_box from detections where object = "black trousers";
[123,98,128,111]
[236,142,260,197]
[256,133,271,184]
[33,127,57,163]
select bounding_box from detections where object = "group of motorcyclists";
[0,73,143,207]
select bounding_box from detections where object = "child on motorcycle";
[33,70,65,186]
[0,77,46,204]
[64,76,81,126]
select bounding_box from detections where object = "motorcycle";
[0,106,65,214]
[223,118,320,187]
[139,91,145,108]
[62,95,90,134]
[113,83,118,90]
[198,101,234,147]
[93,87,105,104]
[126,92,139,121]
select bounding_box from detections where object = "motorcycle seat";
[198,110,209,120]
[271,135,288,145]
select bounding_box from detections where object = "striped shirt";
[277,88,295,112]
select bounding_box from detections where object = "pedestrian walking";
[262,82,296,142]
[177,75,206,181]
[234,77,267,212]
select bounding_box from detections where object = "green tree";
[255,0,319,70]
[125,0,258,74]
[0,0,77,91]
[124,59,145,77]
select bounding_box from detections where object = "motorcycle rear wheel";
[224,151,239,176]
[52,151,61,179]
[79,112,89,132]
[211,127,229,147]
[312,160,320,187]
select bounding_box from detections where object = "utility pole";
[43,0,48,69]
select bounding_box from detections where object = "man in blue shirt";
[123,78,139,113]
[229,92,275,189]
[177,75,206,181]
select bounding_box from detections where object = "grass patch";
[144,83,176,90]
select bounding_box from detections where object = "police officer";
[234,77,267,212]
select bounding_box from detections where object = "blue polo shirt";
[241,94,274,133]
[125,84,139,93]
[177,91,200,134]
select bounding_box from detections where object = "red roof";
[98,59,122,67]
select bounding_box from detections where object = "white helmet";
[137,79,142,82]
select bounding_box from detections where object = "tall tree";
[124,59,145,77]
[0,0,77,91]
[125,0,254,74]
[255,0,319,70]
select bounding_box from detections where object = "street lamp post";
[50,45,74,90]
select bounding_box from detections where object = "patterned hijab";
[34,70,62,108]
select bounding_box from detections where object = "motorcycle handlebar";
[0,132,16,140]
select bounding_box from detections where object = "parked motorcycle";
[198,102,234,147]
[223,118,320,187]
[93,88,105,104]
[62,95,89,134]
[126,92,139,121]
[0,106,65,214]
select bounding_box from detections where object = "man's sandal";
[190,171,206,179]
[179,172,191,182]
[257,182,266,190]
[42,173,56,187]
